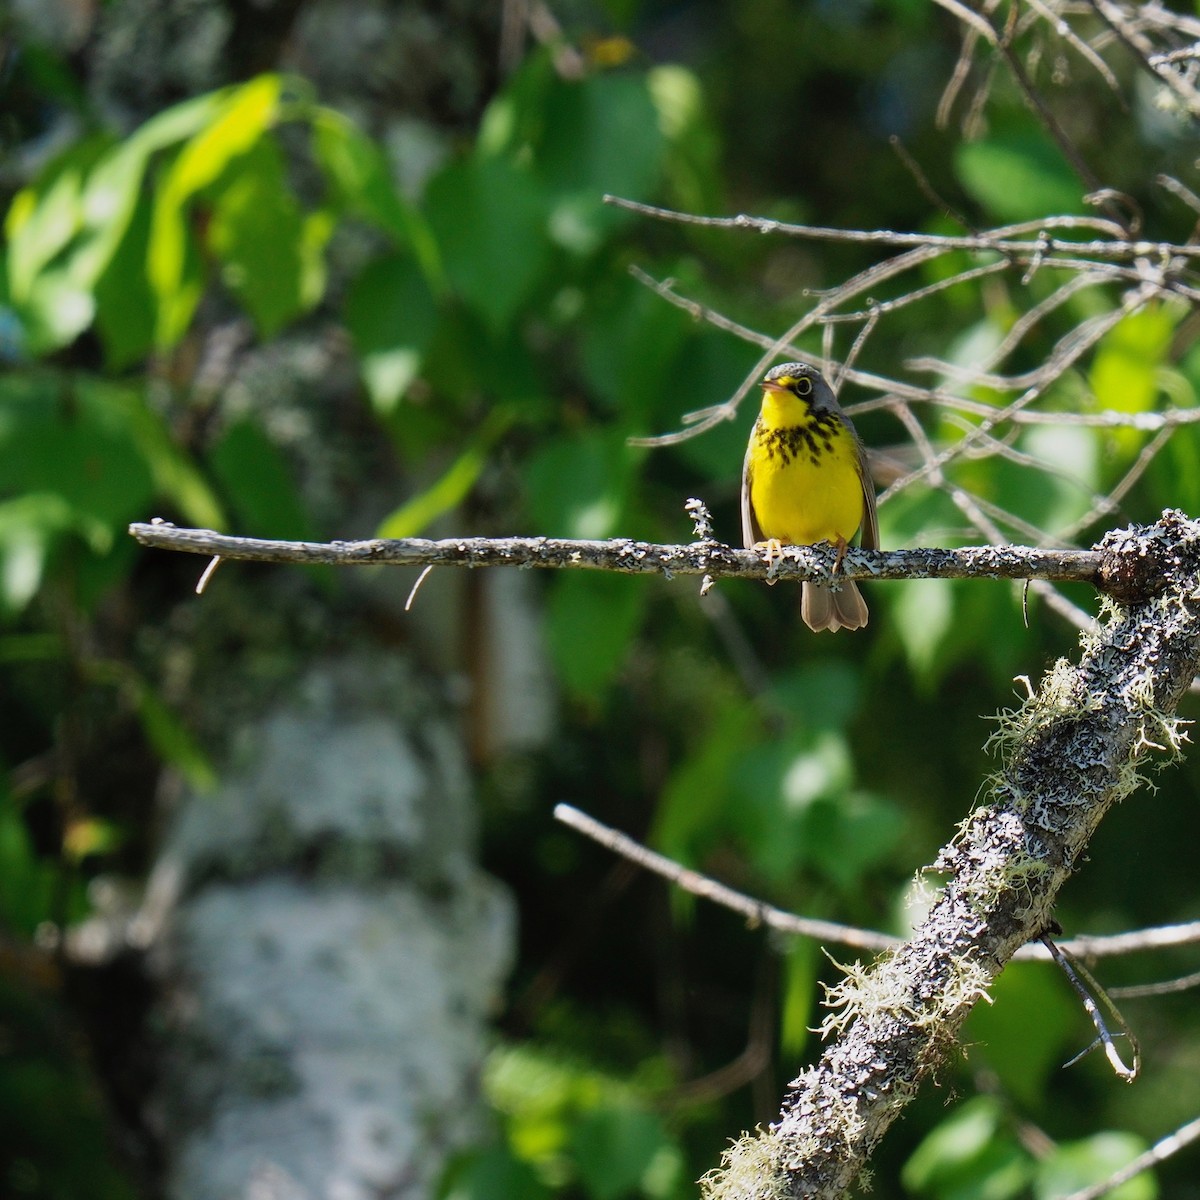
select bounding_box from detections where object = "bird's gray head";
[761,362,837,412]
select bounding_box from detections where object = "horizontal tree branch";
[128,521,1143,595]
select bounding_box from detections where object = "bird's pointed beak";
[761,380,789,394]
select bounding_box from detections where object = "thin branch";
[553,803,1200,963]
[602,196,1196,260]
[993,6,1125,228]
[553,803,897,953]
[1110,965,1200,998]
[1025,0,1124,98]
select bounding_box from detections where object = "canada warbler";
[740,362,879,632]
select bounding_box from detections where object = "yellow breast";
[747,394,864,546]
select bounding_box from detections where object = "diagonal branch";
[553,801,1200,963]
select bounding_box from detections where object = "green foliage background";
[3,2,1200,1198]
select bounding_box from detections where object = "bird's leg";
[831,536,849,576]
[754,538,785,584]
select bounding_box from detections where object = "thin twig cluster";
[602,7,1200,643]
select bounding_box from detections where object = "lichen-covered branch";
[702,512,1200,1200]
[128,521,1121,590]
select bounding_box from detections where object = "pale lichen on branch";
[128,520,1126,592]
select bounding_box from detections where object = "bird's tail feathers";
[801,580,868,633]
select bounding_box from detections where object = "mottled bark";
[141,658,514,1200]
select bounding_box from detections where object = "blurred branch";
[1111,965,1200,998]
[699,510,1200,1200]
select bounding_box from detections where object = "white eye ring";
[794,376,813,397]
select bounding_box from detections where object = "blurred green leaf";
[570,1104,676,1200]
[346,253,439,413]
[545,572,645,700]
[149,74,283,346]
[779,936,818,1056]
[648,64,722,215]
[77,89,224,280]
[580,276,695,420]
[170,74,283,198]
[208,420,315,540]
[311,108,442,284]
[767,660,862,730]
[378,409,514,538]
[891,578,957,681]
[955,131,1086,222]
[441,1146,551,1200]
[91,188,157,366]
[1090,306,1181,460]
[4,140,92,303]
[208,139,308,336]
[903,1096,1033,1200]
[425,156,550,334]
[481,1040,681,1199]
[1033,1132,1154,1200]
[730,732,903,891]
[476,50,557,160]
[0,378,156,529]
[535,72,664,253]
[0,494,107,614]
[10,266,95,355]
[133,686,216,791]
[963,963,1076,1107]
[1014,425,1099,529]
[120,387,227,530]
[2,92,229,359]
[524,431,637,539]
[487,1041,629,1161]
[652,698,756,867]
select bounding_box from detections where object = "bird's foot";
[754,538,785,584]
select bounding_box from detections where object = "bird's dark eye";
[793,376,813,397]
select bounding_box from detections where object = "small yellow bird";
[741,362,879,632]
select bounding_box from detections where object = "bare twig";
[1043,934,1140,1081]
[195,555,223,595]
